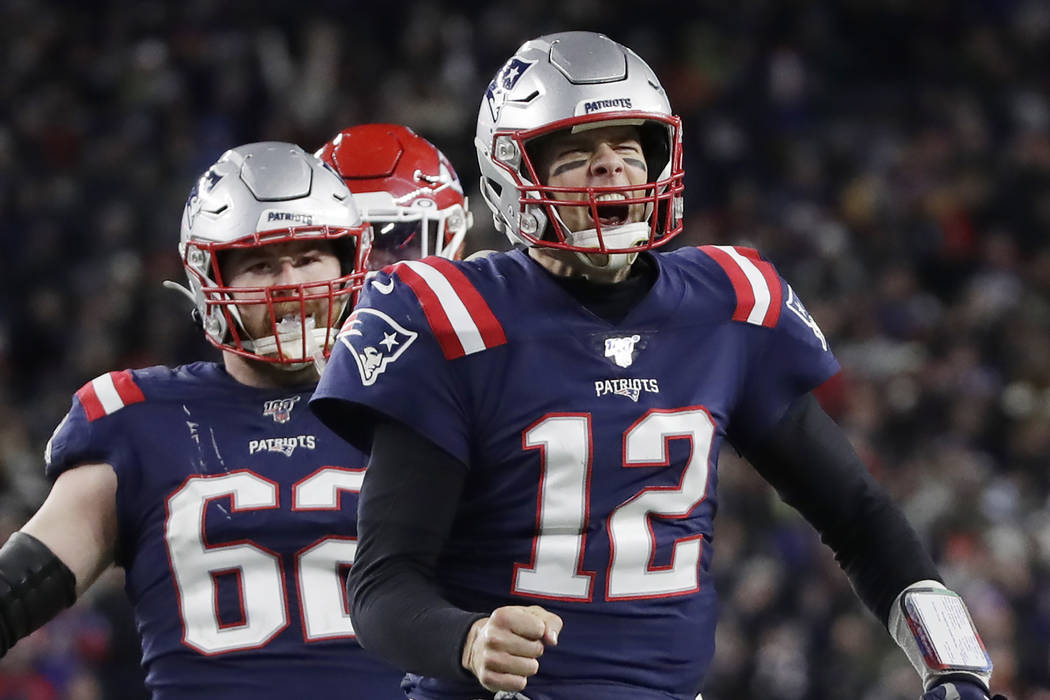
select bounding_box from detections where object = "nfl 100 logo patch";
[604,334,642,368]
[263,395,300,424]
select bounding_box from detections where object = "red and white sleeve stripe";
[393,258,507,360]
[699,245,783,328]
[76,370,146,422]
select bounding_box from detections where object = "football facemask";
[170,142,372,369]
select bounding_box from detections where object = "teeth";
[596,193,627,202]
[275,315,316,336]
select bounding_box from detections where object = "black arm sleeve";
[739,393,941,627]
[347,417,486,680]
[0,532,77,657]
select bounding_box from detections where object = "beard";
[236,298,344,364]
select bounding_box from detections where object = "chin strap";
[563,221,649,272]
[245,317,335,373]
[889,580,993,692]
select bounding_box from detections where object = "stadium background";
[2,1,1048,698]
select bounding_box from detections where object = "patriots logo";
[485,57,535,121]
[184,168,223,230]
[338,309,418,386]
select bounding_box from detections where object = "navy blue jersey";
[313,247,838,700]
[45,361,404,699]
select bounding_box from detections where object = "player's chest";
[127,399,363,548]
[483,322,749,433]
[131,394,355,472]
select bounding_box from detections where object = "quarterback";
[313,33,1007,700]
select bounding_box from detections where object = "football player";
[310,33,1009,700]
[0,137,468,699]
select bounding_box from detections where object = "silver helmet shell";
[475,31,684,256]
[176,142,372,365]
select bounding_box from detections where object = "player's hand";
[921,680,1008,700]
[461,605,562,693]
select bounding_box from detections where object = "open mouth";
[589,193,630,226]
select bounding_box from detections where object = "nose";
[272,258,302,291]
[589,142,625,179]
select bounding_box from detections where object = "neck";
[222,351,319,389]
[527,248,633,284]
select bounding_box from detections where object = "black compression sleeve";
[739,393,941,627]
[348,418,486,680]
[0,532,77,657]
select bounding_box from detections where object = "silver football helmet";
[168,142,372,367]
[475,31,684,268]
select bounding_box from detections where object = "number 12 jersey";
[313,246,839,699]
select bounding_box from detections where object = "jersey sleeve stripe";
[424,257,507,348]
[112,369,147,406]
[396,259,506,360]
[735,247,782,327]
[698,246,756,322]
[75,371,145,422]
[75,382,106,422]
[394,263,466,359]
[700,245,781,328]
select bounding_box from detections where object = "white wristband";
[888,580,992,691]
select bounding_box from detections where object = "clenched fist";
[461,605,563,693]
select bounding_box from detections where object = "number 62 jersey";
[44,362,404,699]
[313,246,839,699]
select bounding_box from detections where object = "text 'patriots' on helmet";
[475,31,685,268]
[170,141,373,368]
[317,124,472,268]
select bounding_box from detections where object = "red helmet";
[317,124,472,268]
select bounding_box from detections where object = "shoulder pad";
[75,370,146,422]
[387,257,507,360]
[697,245,783,328]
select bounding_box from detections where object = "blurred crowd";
[1,1,1048,698]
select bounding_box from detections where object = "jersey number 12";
[514,407,714,601]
